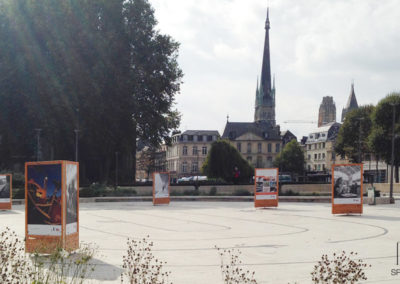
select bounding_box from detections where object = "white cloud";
[150,0,400,138]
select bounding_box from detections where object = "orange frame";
[152,172,170,205]
[254,168,279,208]
[0,174,12,210]
[25,161,79,253]
[331,163,363,215]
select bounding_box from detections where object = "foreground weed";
[0,227,34,283]
[30,243,97,284]
[121,236,172,284]
[216,246,257,284]
[311,251,371,283]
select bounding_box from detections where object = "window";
[308,165,311,171]
[308,154,311,160]
[314,154,317,160]
[314,144,317,149]
[308,145,311,150]
[183,135,188,141]
[322,164,326,171]
[256,156,262,167]
[318,153,321,159]
[202,146,207,155]
[310,135,313,139]
[182,161,187,173]
[276,143,280,153]
[318,164,321,170]
[247,143,252,153]
[237,143,241,152]
[258,143,262,153]
[183,146,188,155]
[322,153,325,159]
[322,142,325,148]
[192,146,198,155]
[268,143,272,153]
[188,135,193,141]
[207,135,212,141]
[192,161,198,172]
[198,135,203,142]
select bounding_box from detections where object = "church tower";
[341,82,359,121]
[318,96,336,127]
[254,8,276,125]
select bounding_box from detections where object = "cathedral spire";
[260,8,272,102]
[254,8,275,125]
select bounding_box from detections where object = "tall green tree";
[202,140,254,183]
[0,0,182,183]
[273,140,305,178]
[335,105,375,163]
[368,93,400,182]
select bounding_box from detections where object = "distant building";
[222,121,282,168]
[305,122,341,172]
[165,130,220,179]
[222,9,285,168]
[318,96,336,127]
[281,130,297,146]
[341,82,359,121]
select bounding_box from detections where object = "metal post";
[390,104,396,204]
[115,151,119,189]
[35,128,42,161]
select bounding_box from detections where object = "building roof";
[222,121,281,140]
[180,130,220,136]
[307,122,341,143]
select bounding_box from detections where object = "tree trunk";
[396,163,399,183]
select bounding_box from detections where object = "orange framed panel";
[25,161,78,253]
[64,161,79,251]
[152,172,170,205]
[0,174,12,210]
[254,168,279,208]
[332,163,363,215]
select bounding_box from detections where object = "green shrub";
[79,183,107,197]
[209,187,217,196]
[233,189,251,196]
[12,188,25,199]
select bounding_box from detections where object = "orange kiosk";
[0,174,12,210]
[25,161,79,253]
[152,172,170,205]
[332,163,363,215]
[254,168,279,208]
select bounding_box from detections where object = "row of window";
[181,161,198,173]
[182,146,207,156]
[307,164,326,171]
[237,142,280,154]
[307,142,325,150]
[171,134,217,143]
[308,153,326,160]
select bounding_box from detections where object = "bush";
[12,188,25,199]
[105,188,137,197]
[233,189,251,196]
[311,251,370,283]
[121,236,171,283]
[79,183,107,197]
[279,189,300,196]
[209,186,217,196]
[183,188,199,196]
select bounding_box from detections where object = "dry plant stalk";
[216,246,258,284]
[121,236,172,284]
[0,227,34,283]
[30,243,97,284]
[311,251,371,284]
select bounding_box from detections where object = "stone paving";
[1,201,400,283]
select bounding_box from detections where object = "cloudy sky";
[150,0,400,139]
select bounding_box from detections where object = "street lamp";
[389,103,398,204]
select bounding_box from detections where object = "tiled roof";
[222,121,281,140]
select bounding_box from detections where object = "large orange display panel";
[0,174,12,210]
[254,168,279,208]
[332,164,363,215]
[152,172,170,205]
[25,161,79,253]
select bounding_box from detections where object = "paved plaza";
[1,201,400,283]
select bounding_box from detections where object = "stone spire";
[341,82,359,121]
[254,8,276,125]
